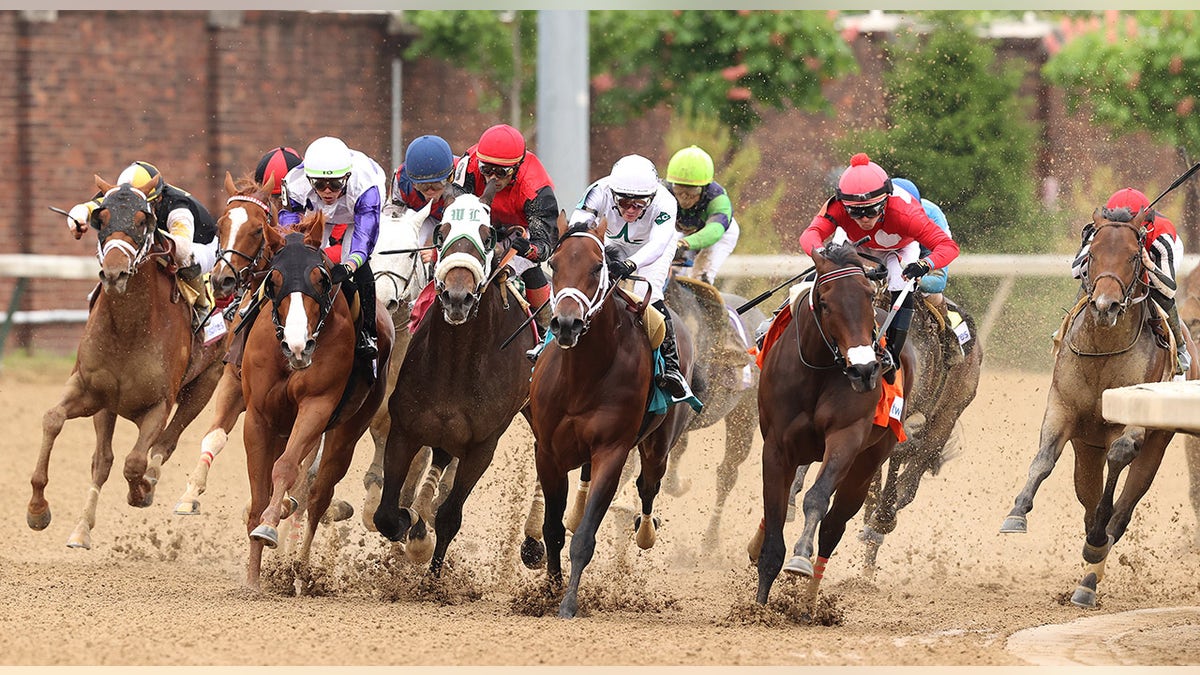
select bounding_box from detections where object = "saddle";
[614,281,666,350]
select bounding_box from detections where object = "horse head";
[213,171,277,302]
[811,243,882,392]
[432,194,496,325]
[1084,206,1149,328]
[92,175,158,294]
[262,210,336,369]
[372,201,430,318]
[546,218,608,349]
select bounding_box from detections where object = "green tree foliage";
[400,10,858,140]
[846,15,1041,252]
[1044,11,1200,159]
[591,11,857,137]
[663,104,782,254]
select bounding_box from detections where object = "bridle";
[1082,220,1150,313]
[215,194,275,292]
[264,233,339,351]
[797,263,882,377]
[96,185,158,271]
[548,230,621,338]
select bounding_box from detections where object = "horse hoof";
[173,500,200,516]
[320,499,354,524]
[634,514,660,550]
[281,496,300,520]
[66,522,92,550]
[27,507,52,531]
[999,515,1027,534]
[663,476,691,497]
[362,486,382,532]
[1082,535,1114,564]
[1070,572,1099,609]
[782,555,814,577]
[404,520,435,565]
[859,525,885,545]
[250,524,279,549]
[521,536,546,569]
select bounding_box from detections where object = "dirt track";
[1,361,1198,666]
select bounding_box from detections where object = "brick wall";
[0,10,1181,355]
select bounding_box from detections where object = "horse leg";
[1073,430,1170,609]
[521,479,547,569]
[374,430,424,544]
[564,462,592,534]
[785,430,866,577]
[175,364,244,515]
[702,397,756,550]
[559,451,626,619]
[249,405,327,550]
[63,410,118,549]
[413,447,452,524]
[29,376,102,532]
[149,358,224,486]
[242,410,280,590]
[538,456,569,588]
[755,439,793,604]
[427,444,497,577]
[1072,440,1109,536]
[633,438,672,550]
[662,433,691,497]
[860,460,895,577]
[362,392,397,532]
[1000,407,1072,533]
[399,447,451,565]
[1187,436,1200,548]
[787,463,811,523]
[812,442,889,610]
[298,431,359,566]
[122,401,172,508]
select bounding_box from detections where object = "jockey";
[280,136,387,359]
[549,153,696,401]
[253,146,302,209]
[390,134,458,267]
[452,124,558,329]
[799,153,960,381]
[891,177,964,363]
[67,160,218,328]
[665,145,741,285]
[1072,187,1189,381]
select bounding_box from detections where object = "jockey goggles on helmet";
[310,175,349,192]
[845,198,886,220]
[613,192,652,211]
[479,162,518,179]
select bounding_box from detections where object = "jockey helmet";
[836,152,891,206]
[1106,187,1151,214]
[254,146,302,195]
[892,177,920,202]
[609,154,660,198]
[303,137,353,178]
[117,161,164,202]
[405,135,455,182]
[476,124,526,166]
[666,145,714,187]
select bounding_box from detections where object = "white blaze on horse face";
[845,345,876,366]
[224,207,248,248]
[282,291,310,357]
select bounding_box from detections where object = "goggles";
[615,194,652,211]
[672,184,703,197]
[414,178,450,191]
[479,162,517,179]
[845,199,886,220]
[310,176,348,192]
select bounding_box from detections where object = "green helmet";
[666,145,714,187]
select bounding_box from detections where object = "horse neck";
[96,260,179,338]
[561,296,630,379]
[1070,300,1148,354]
[795,295,840,371]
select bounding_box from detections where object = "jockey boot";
[1167,303,1190,381]
[655,301,694,400]
[355,264,379,360]
[883,300,915,385]
[525,286,553,363]
[178,262,211,329]
[926,292,964,366]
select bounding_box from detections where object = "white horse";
[361,201,438,532]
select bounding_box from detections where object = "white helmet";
[303,136,353,178]
[609,154,659,198]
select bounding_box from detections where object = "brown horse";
[530,221,698,619]
[1000,206,1197,607]
[372,194,535,574]
[28,178,227,549]
[241,210,394,589]
[753,242,912,612]
[174,172,276,515]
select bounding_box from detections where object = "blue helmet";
[405,135,455,182]
[892,177,920,202]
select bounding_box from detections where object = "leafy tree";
[398,10,858,140]
[846,14,1041,252]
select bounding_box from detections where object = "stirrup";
[525,341,545,363]
[356,333,378,359]
[657,370,690,399]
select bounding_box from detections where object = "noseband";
[548,231,616,338]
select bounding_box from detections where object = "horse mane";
[291,210,324,234]
[562,222,592,240]
[822,242,864,269]
[233,173,266,195]
[1101,206,1137,224]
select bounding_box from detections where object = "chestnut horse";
[753,243,912,613]
[28,178,227,548]
[241,211,394,588]
[372,194,536,574]
[1000,206,1197,608]
[530,222,698,619]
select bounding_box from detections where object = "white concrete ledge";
[1102,382,1200,434]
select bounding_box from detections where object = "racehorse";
[662,276,763,549]
[752,242,912,613]
[241,210,394,589]
[28,177,227,549]
[174,172,276,515]
[372,194,536,574]
[856,290,983,573]
[1000,206,1197,608]
[360,202,435,530]
[530,221,698,619]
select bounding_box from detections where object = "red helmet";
[837,152,891,206]
[254,146,302,195]
[476,124,526,166]
[1106,187,1151,213]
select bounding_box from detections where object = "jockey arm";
[520,186,559,263]
[344,185,383,271]
[627,203,678,271]
[679,193,732,251]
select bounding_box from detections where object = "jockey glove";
[330,262,354,285]
[511,235,538,261]
[607,258,637,279]
[903,259,932,279]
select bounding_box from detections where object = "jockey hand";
[330,262,355,285]
[512,235,538,261]
[604,244,624,261]
[420,247,436,265]
[607,258,636,279]
[676,238,691,251]
[902,259,932,280]
[1141,247,1156,271]
[67,202,94,239]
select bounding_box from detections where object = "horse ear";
[1092,207,1105,224]
[262,216,284,254]
[556,209,568,239]
[1133,206,1149,228]
[594,217,607,236]
[256,175,275,202]
[95,175,114,193]
[303,212,325,249]
[224,171,238,198]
